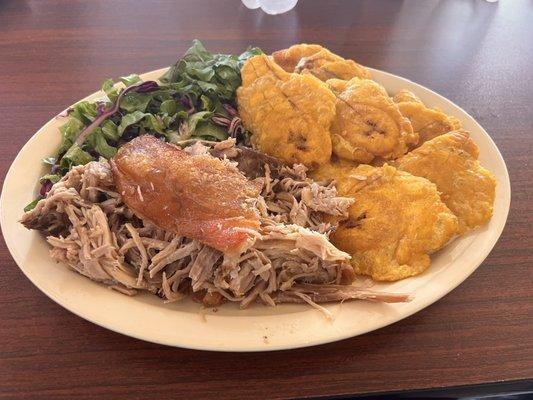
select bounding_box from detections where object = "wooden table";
[1,1,532,399]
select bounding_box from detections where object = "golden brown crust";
[237,55,336,169]
[272,43,371,81]
[395,130,496,233]
[272,44,325,72]
[329,164,459,281]
[111,135,261,253]
[393,89,422,104]
[327,78,416,163]
[393,89,462,145]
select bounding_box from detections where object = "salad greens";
[25,40,262,211]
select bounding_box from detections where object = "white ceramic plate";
[0,67,510,351]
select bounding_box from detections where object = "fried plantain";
[395,130,496,233]
[327,78,417,163]
[330,164,459,281]
[272,43,371,82]
[237,55,336,169]
[393,89,461,145]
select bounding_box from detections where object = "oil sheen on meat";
[110,135,261,254]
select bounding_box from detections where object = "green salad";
[26,40,262,211]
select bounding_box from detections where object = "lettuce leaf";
[39,174,61,184]
[60,144,93,170]
[42,157,57,165]
[101,120,120,141]
[24,198,41,212]
[58,118,85,155]
[193,121,228,141]
[160,39,262,102]
[117,110,150,135]
[120,92,155,112]
[71,101,98,124]
[142,114,166,134]
[120,74,141,86]
[187,111,213,133]
[87,128,117,159]
[160,99,179,115]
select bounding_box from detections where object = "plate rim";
[0,66,511,351]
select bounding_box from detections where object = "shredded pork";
[21,140,409,311]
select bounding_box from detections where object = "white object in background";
[241,0,260,8]
[242,0,298,15]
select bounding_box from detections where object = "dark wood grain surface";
[1,1,532,399]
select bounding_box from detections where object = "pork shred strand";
[21,144,407,310]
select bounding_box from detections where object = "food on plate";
[327,164,459,281]
[25,40,262,212]
[272,43,372,81]
[19,40,497,314]
[237,54,336,168]
[22,138,409,311]
[111,135,261,254]
[392,89,421,104]
[395,130,496,233]
[309,156,360,195]
[327,78,417,163]
[393,89,461,145]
